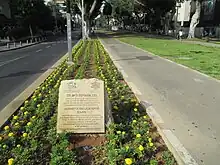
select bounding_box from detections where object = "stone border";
[0,39,81,128]
[99,38,198,165]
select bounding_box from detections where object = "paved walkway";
[99,33,220,165]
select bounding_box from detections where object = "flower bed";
[0,39,176,165]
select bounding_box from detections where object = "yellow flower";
[25,100,28,104]
[42,87,45,90]
[113,105,118,110]
[34,98,37,101]
[32,95,36,99]
[125,158,133,165]
[13,116,18,120]
[23,133,28,138]
[8,132,14,137]
[135,103,139,106]
[109,95,112,99]
[125,146,129,150]
[17,144,21,148]
[49,91,51,94]
[121,96,124,99]
[8,158,14,165]
[0,136,3,141]
[24,111,28,115]
[37,104,41,108]
[144,121,147,124]
[148,138,152,142]
[132,120,137,123]
[20,107,24,111]
[116,131,121,134]
[117,87,120,90]
[122,131,126,135]
[15,122,19,126]
[107,88,110,91]
[143,116,147,119]
[32,116,36,119]
[149,142,154,147]
[3,144,7,148]
[147,131,149,134]
[38,93,42,97]
[27,122,32,126]
[136,134,141,138]
[130,99,135,102]
[4,125,9,130]
[138,145,144,151]
[133,108,138,112]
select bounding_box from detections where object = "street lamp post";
[81,0,85,39]
[66,0,73,65]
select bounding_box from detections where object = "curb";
[99,38,198,165]
[0,41,45,53]
[0,39,81,128]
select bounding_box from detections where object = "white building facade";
[176,0,192,26]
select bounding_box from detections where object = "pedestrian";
[179,29,183,41]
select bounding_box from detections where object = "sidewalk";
[99,32,220,165]
[0,42,37,52]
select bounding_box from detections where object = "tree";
[103,1,112,26]
[188,0,202,38]
[71,0,104,39]
[10,0,54,38]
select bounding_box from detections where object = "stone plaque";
[57,78,105,133]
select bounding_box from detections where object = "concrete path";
[99,33,220,165]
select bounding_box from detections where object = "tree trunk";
[85,19,90,39]
[29,25,33,39]
[82,19,87,39]
[164,12,170,35]
[188,0,201,39]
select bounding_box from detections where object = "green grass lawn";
[119,36,220,79]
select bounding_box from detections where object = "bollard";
[27,40,29,44]
[30,39,32,43]
[14,42,16,47]
[20,41,22,46]
[35,38,37,42]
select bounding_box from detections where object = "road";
[100,34,220,165]
[0,32,79,111]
